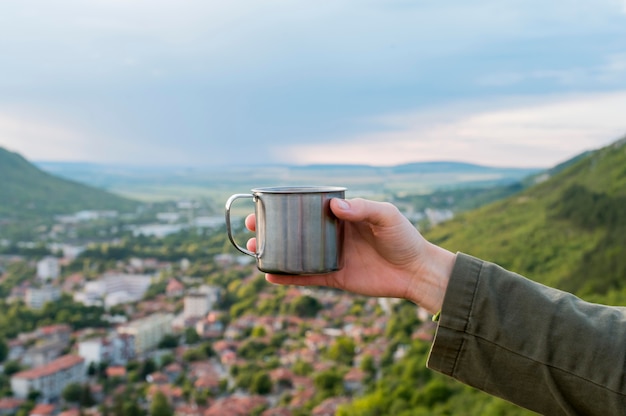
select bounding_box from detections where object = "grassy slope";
[425,136,626,302]
[0,147,139,219]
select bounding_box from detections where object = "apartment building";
[25,285,61,310]
[10,355,85,401]
[117,313,174,356]
[36,257,60,281]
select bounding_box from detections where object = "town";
[0,200,439,416]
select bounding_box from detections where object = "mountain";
[425,135,626,302]
[36,160,540,201]
[0,147,140,220]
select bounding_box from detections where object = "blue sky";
[0,0,625,168]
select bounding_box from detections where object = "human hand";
[245,198,454,314]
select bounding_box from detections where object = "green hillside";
[0,147,139,220]
[426,135,626,303]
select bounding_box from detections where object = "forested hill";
[425,135,626,303]
[0,147,139,219]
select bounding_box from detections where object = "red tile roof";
[13,355,84,380]
[0,398,24,410]
[106,366,127,378]
[29,403,56,415]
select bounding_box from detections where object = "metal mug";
[225,186,346,275]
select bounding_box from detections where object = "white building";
[10,355,85,401]
[117,313,174,356]
[74,273,153,308]
[78,334,135,366]
[184,292,211,320]
[25,285,61,310]
[184,285,221,320]
[36,257,60,281]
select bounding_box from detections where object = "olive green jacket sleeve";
[427,253,626,415]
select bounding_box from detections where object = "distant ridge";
[0,147,139,220]
[36,159,541,201]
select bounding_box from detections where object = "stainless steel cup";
[225,186,346,275]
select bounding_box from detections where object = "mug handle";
[225,194,256,257]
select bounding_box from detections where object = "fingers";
[331,198,402,227]
[245,214,256,231]
[246,238,256,253]
[265,273,331,287]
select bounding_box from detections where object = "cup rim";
[251,186,346,194]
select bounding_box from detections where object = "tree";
[289,295,322,317]
[140,358,157,380]
[150,391,173,416]
[158,334,179,349]
[314,369,344,398]
[360,354,377,379]
[326,336,356,366]
[184,327,200,345]
[250,372,273,395]
[63,383,95,407]
[0,339,7,362]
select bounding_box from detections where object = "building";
[25,285,61,310]
[117,313,174,356]
[74,273,153,308]
[78,334,135,366]
[183,292,211,320]
[183,286,220,320]
[10,355,85,401]
[36,257,60,281]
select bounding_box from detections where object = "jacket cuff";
[427,252,483,376]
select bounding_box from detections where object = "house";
[146,384,184,405]
[175,404,205,416]
[261,408,292,416]
[343,367,366,393]
[146,371,169,384]
[166,279,184,297]
[0,398,24,415]
[311,397,351,416]
[106,366,127,379]
[29,403,56,416]
[204,395,267,416]
[11,355,85,401]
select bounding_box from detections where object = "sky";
[0,0,625,168]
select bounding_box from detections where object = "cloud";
[477,52,626,88]
[277,91,626,168]
[1,1,625,168]
[0,109,190,165]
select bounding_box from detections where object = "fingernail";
[334,198,350,211]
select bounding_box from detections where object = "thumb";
[331,198,401,227]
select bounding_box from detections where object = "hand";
[245,198,455,314]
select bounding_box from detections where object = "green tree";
[292,359,313,376]
[184,327,200,345]
[0,339,7,362]
[3,360,21,376]
[314,369,344,398]
[326,336,356,366]
[150,391,173,416]
[158,334,179,349]
[250,372,273,395]
[360,354,377,379]
[62,382,83,403]
[289,295,322,317]
[140,358,157,380]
